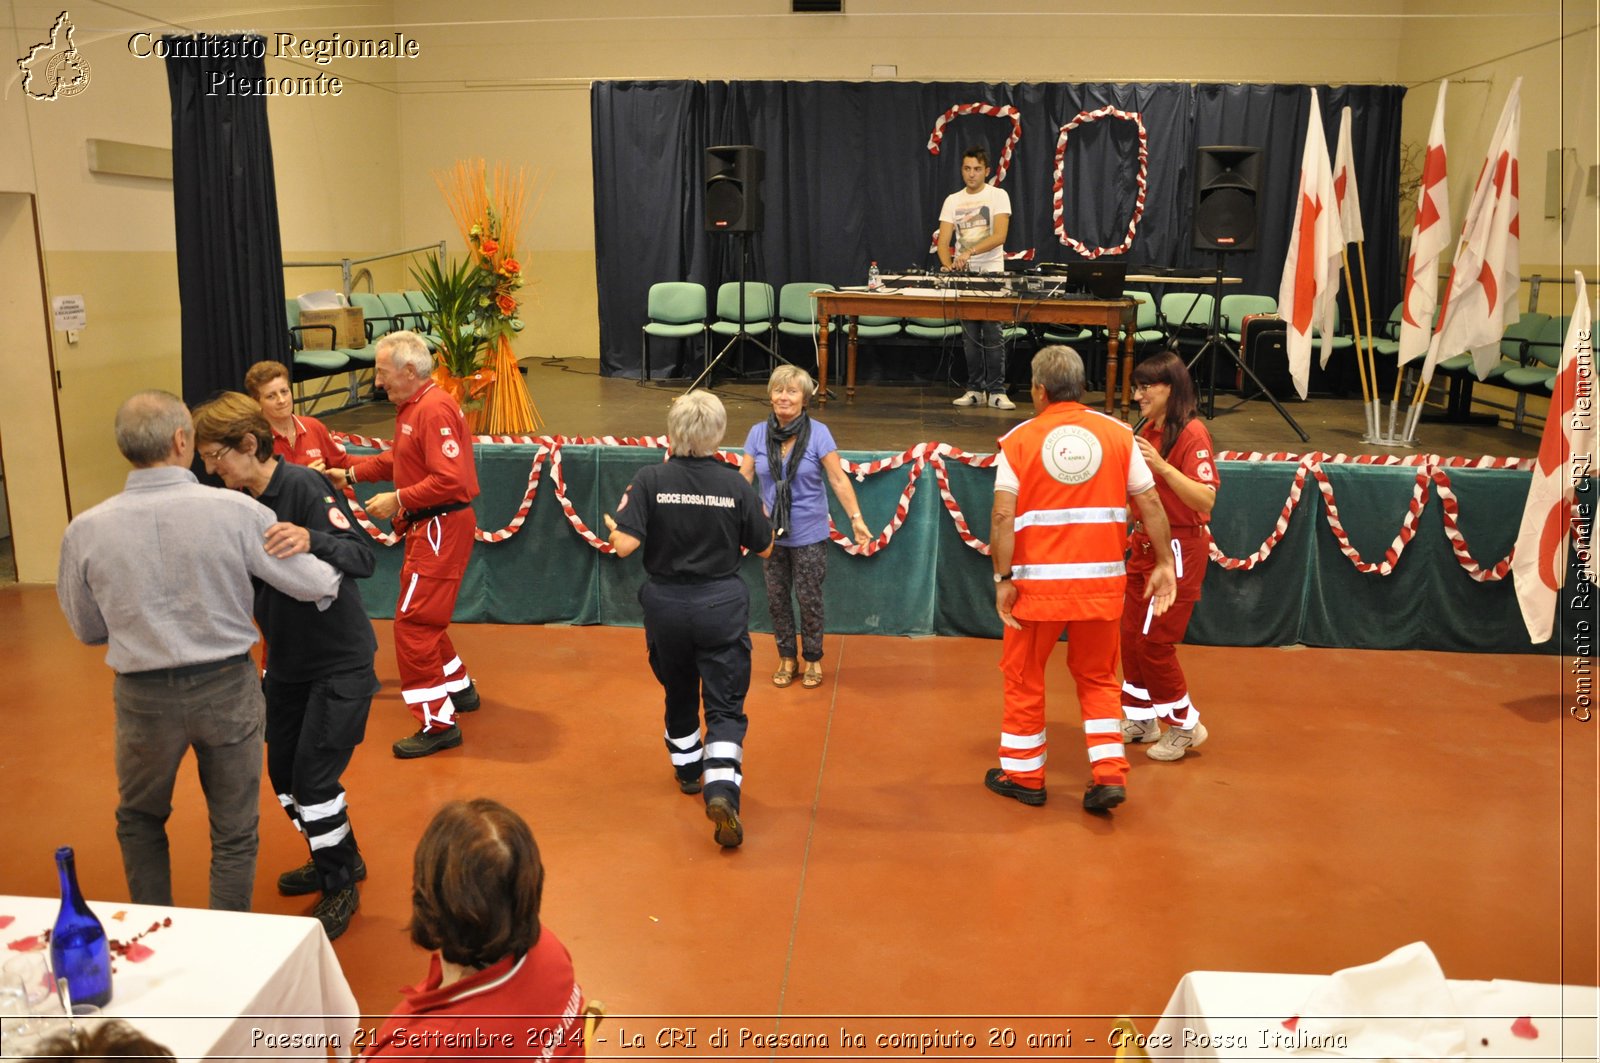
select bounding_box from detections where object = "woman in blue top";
[740,366,872,689]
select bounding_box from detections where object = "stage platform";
[320,357,1546,461]
[315,359,1581,657]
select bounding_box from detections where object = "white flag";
[1276,89,1342,399]
[1422,77,1522,385]
[1398,82,1450,367]
[1512,273,1595,643]
[1332,107,1364,245]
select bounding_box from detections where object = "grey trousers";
[113,658,264,911]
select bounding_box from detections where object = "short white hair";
[377,331,434,377]
[666,390,727,457]
[767,364,816,400]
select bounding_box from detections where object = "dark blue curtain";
[164,36,290,405]
[593,80,1404,379]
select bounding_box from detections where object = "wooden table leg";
[1104,325,1120,415]
[817,312,831,405]
[847,319,859,401]
[1120,325,1135,417]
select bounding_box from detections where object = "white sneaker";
[1147,721,1208,761]
[988,392,1017,410]
[952,390,984,407]
[1122,717,1161,743]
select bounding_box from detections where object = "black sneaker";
[1083,783,1127,812]
[674,772,703,795]
[278,854,368,897]
[705,796,743,848]
[312,887,360,942]
[451,682,481,713]
[393,725,462,759]
[984,768,1046,806]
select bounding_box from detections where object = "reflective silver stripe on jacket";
[1011,561,1126,580]
[1013,506,1128,530]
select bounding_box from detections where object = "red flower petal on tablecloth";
[0,916,13,929]
[1282,1016,1299,1031]
[122,941,155,963]
[1510,1017,1539,1039]
[7,935,41,951]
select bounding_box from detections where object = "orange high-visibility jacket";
[998,401,1134,622]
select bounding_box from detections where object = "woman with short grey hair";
[666,388,727,457]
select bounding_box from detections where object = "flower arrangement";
[427,159,545,433]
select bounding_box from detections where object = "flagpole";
[1339,246,1376,440]
[1387,320,1409,441]
[1353,241,1385,442]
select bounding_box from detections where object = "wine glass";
[0,970,41,1050]
[2,953,61,1018]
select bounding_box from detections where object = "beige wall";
[3,0,1597,582]
[2,0,404,578]
[1396,1,1598,317]
[0,195,71,581]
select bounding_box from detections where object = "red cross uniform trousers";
[1121,418,1218,733]
[352,381,480,733]
[995,402,1153,791]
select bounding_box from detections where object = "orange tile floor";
[1,586,1593,1036]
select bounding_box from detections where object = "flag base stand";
[1363,434,1417,449]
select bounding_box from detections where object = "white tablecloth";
[1151,970,1598,1062]
[1,895,358,1061]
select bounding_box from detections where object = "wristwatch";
[993,571,1012,583]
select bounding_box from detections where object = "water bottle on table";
[867,261,881,290]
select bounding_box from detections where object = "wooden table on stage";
[813,289,1137,414]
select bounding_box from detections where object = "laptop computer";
[1032,260,1129,299]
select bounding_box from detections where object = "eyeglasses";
[198,444,233,464]
[1132,382,1169,394]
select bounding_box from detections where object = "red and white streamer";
[331,433,1535,579]
[925,103,1034,260]
[927,103,1022,180]
[1053,106,1148,259]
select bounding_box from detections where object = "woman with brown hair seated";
[366,799,586,1060]
[243,359,353,472]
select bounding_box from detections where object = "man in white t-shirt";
[938,146,1014,410]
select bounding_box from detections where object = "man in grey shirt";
[57,391,344,912]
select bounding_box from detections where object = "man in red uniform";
[326,332,481,759]
[987,345,1176,812]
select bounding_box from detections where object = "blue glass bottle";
[50,846,112,1007]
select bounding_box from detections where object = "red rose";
[480,237,499,255]
[501,259,521,275]
[497,294,516,315]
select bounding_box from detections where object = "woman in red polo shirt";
[1120,351,1221,762]
[244,360,353,472]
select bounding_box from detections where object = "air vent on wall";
[86,139,172,181]
[793,0,843,12]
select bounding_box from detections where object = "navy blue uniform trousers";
[640,576,752,810]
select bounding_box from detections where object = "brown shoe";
[801,661,823,689]
[772,659,798,688]
[705,796,743,848]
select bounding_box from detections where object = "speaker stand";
[1185,254,1309,443]
[686,232,792,395]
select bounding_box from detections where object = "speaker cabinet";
[1193,145,1261,252]
[705,145,765,233]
